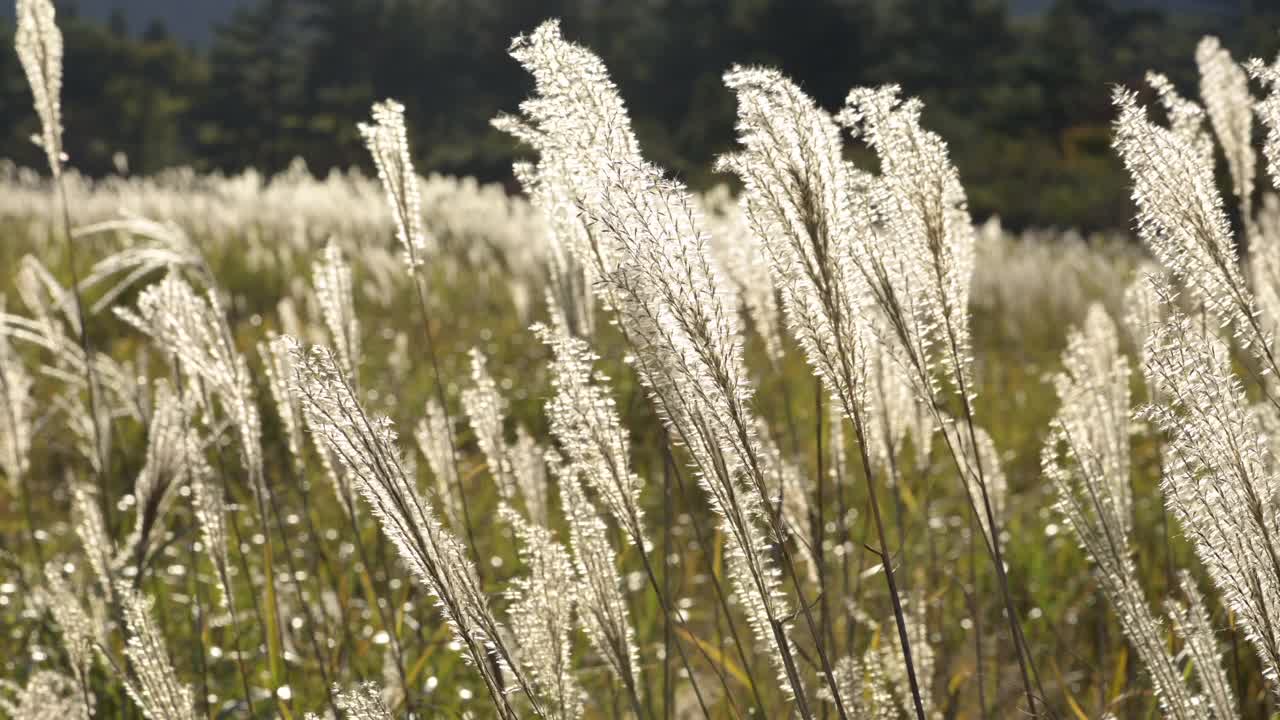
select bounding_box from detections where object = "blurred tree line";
[2,0,1278,229]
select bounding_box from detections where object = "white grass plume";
[312,239,362,383]
[880,594,936,719]
[1145,71,1214,169]
[42,561,104,693]
[837,84,977,404]
[1112,87,1270,364]
[114,583,197,720]
[513,162,596,338]
[827,654,896,720]
[868,330,932,479]
[510,425,549,527]
[504,23,819,711]
[1121,262,1167,376]
[0,671,90,720]
[1196,36,1255,221]
[0,316,34,492]
[14,0,64,177]
[500,504,584,720]
[359,99,430,271]
[1251,56,1280,190]
[462,348,518,503]
[462,348,548,523]
[281,336,536,718]
[70,480,116,597]
[549,453,641,707]
[755,418,818,583]
[717,66,875,423]
[1139,280,1280,691]
[1166,572,1238,720]
[414,398,463,530]
[306,683,394,720]
[1045,301,1206,718]
[110,383,191,581]
[940,418,1007,551]
[536,321,646,544]
[702,186,786,367]
[117,273,263,494]
[259,332,306,475]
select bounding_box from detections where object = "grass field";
[5,6,1280,720]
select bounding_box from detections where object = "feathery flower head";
[312,239,361,382]
[259,332,306,474]
[414,398,462,529]
[838,84,976,401]
[502,20,641,175]
[118,274,263,487]
[1121,262,1167,365]
[1144,71,1213,168]
[0,317,34,490]
[880,593,936,718]
[1248,55,1280,191]
[1196,36,1255,216]
[718,66,875,418]
[536,321,645,542]
[500,504,584,720]
[550,454,642,699]
[1112,87,1259,352]
[115,584,197,720]
[463,347,524,506]
[1051,303,1132,534]
[941,417,1007,550]
[702,187,785,366]
[281,336,533,717]
[0,671,90,720]
[15,0,64,177]
[510,425,549,526]
[1045,298,1210,718]
[1138,281,1280,684]
[359,99,430,270]
[505,22,814,707]
[309,683,394,720]
[1166,572,1238,719]
[42,561,105,688]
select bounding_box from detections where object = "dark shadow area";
[1,0,1277,229]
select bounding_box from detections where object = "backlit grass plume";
[313,239,361,383]
[836,84,976,403]
[14,0,64,177]
[502,21,831,715]
[536,321,646,544]
[0,671,90,720]
[117,273,263,494]
[1196,36,1255,223]
[1113,86,1277,375]
[463,348,518,503]
[359,100,430,271]
[549,453,642,714]
[307,683,395,720]
[1250,55,1280,191]
[1166,572,1239,720]
[113,584,197,720]
[280,336,539,719]
[415,398,464,529]
[1044,302,1209,718]
[0,316,33,493]
[1139,280,1280,691]
[500,504,584,720]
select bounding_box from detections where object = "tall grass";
[6,3,1280,718]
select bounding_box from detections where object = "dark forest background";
[1,0,1278,229]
